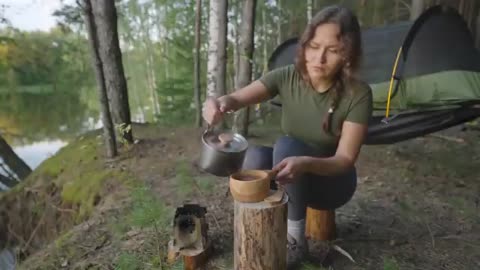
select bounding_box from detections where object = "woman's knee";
[242,145,273,170]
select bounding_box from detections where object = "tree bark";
[194,0,203,127]
[410,0,424,21]
[307,0,313,22]
[83,0,117,158]
[92,0,133,144]
[207,0,228,98]
[277,0,282,45]
[305,207,336,241]
[234,196,288,270]
[476,9,480,48]
[217,0,228,98]
[233,0,256,137]
[0,135,31,180]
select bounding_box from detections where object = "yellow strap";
[385,46,403,119]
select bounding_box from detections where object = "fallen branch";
[428,134,465,143]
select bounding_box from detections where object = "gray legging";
[242,136,357,221]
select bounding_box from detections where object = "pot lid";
[203,131,248,153]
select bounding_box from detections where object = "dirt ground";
[12,122,480,269]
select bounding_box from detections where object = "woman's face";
[304,23,345,82]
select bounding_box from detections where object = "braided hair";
[294,5,362,136]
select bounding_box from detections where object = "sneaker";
[287,233,308,269]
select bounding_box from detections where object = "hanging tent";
[266,5,480,145]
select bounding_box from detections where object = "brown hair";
[295,5,362,136]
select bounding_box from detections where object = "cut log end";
[305,207,336,241]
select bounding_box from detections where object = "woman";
[203,5,372,267]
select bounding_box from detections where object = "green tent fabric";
[371,70,480,111]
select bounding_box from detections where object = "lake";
[0,87,153,182]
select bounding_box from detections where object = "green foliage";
[116,252,143,270]
[128,186,172,229]
[383,256,400,270]
[174,160,194,197]
[300,262,332,270]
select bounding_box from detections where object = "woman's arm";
[216,80,273,112]
[303,121,368,176]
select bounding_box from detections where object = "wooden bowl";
[229,170,271,203]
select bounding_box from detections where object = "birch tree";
[207,0,228,98]
[194,0,203,127]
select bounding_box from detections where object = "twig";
[425,221,435,249]
[23,210,47,251]
[428,134,465,143]
[7,225,26,246]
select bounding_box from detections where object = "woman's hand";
[272,156,310,185]
[202,96,236,126]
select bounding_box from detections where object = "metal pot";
[198,126,248,177]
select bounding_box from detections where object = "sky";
[2,0,69,31]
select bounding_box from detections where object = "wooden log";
[182,244,211,270]
[305,207,336,241]
[234,191,288,270]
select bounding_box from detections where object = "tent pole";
[385,46,403,120]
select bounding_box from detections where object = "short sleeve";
[345,83,373,125]
[258,65,291,97]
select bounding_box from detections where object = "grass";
[383,256,400,270]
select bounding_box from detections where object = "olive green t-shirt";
[259,64,373,156]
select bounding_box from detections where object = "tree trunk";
[262,5,268,75]
[0,135,31,180]
[207,0,228,99]
[233,0,256,137]
[140,5,161,117]
[307,0,313,22]
[233,0,240,88]
[234,196,288,270]
[476,9,480,48]
[217,0,228,97]
[92,0,133,144]
[394,0,400,21]
[83,0,117,158]
[277,0,282,45]
[194,0,203,127]
[410,0,424,21]
[305,207,336,241]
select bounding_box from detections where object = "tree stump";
[305,207,336,241]
[234,191,288,270]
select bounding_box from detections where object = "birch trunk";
[194,0,203,127]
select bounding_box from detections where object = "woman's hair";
[295,5,362,136]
